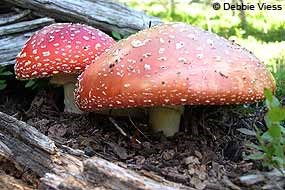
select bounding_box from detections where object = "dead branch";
[0,17,54,36]
[0,111,192,190]
[3,0,162,36]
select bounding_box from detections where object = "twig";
[128,114,150,141]
[109,117,141,144]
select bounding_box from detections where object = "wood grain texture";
[3,0,162,36]
[0,111,193,190]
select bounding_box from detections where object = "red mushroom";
[75,23,276,136]
[15,23,115,113]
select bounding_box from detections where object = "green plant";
[0,66,13,90]
[248,89,285,172]
[111,31,123,41]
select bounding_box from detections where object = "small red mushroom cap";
[75,23,276,110]
[15,23,115,79]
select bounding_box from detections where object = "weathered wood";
[0,111,56,154]
[0,17,55,66]
[83,158,194,190]
[0,111,192,190]
[239,169,285,186]
[0,174,33,190]
[3,0,162,36]
[0,10,31,26]
[0,17,54,36]
[0,32,32,66]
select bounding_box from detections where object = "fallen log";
[0,17,55,66]
[0,10,31,26]
[3,0,162,36]
[0,111,193,190]
[0,174,33,190]
[0,32,33,66]
[0,17,54,36]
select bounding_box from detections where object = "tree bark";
[0,0,162,66]
[0,16,55,66]
[0,111,193,190]
[3,0,162,36]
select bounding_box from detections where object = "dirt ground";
[0,77,284,190]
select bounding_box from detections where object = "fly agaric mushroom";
[15,23,115,113]
[75,23,275,136]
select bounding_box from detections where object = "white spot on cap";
[131,39,148,48]
[83,36,89,40]
[196,54,204,59]
[159,38,165,43]
[144,64,151,70]
[178,57,187,63]
[158,57,167,61]
[24,60,32,66]
[159,48,165,54]
[43,51,50,57]
[176,42,184,49]
[124,83,130,88]
[143,53,152,58]
[95,43,101,50]
[19,52,27,58]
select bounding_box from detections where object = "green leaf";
[25,80,36,88]
[247,153,265,160]
[265,88,281,108]
[111,31,122,40]
[268,107,285,122]
[281,126,285,134]
[272,156,284,168]
[264,88,273,101]
[237,128,256,136]
[261,131,273,142]
[0,83,7,90]
[268,124,281,139]
[247,143,262,150]
[0,71,13,76]
[275,144,284,158]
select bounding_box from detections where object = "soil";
[0,78,284,190]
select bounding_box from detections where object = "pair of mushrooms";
[15,22,276,136]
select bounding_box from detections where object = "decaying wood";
[0,17,54,36]
[1,0,161,66]
[0,174,33,190]
[0,17,55,66]
[0,111,83,181]
[83,158,193,190]
[0,111,193,190]
[0,32,33,66]
[0,10,31,26]
[239,169,285,187]
[3,0,162,36]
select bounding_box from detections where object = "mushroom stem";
[63,82,83,114]
[50,74,83,114]
[149,106,184,136]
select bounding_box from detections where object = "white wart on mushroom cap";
[15,23,115,79]
[75,22,276,110]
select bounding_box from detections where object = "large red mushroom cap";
[15,23,115,79]
[75,22,276,110]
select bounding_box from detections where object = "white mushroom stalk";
[50,74,82,113]
[149,106,184,136]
